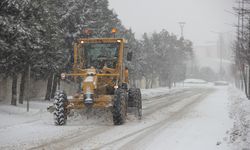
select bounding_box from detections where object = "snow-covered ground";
[0,83,249,150]
[228,87,250,150]
[0,86,188,150]
[145,86,232,150]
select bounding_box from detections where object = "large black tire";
[112,88,127,125]
[128,88,142,119]
[53,90,68,125]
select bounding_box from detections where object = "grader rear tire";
[112,88,127,125]
[53,90,68,126]
[128,88,142,120]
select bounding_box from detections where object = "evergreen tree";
[140,30,193,88]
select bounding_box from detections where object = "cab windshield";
[79,43,119,69]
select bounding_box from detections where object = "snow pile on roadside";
[0,101,51,128]
[184,78,207,84]
[228,86,250,150]
[141,86,188,100]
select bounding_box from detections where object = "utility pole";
[211,31,227,80]
[178,22,186,38]
[237,0,242,89]
[219,33,223,79]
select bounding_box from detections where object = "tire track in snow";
[28,125,112,150]
[68,88,214,149]
[142,89,203,116]
[92,89,214,150]
[119,89,214,150]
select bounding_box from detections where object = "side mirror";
[127,52,133,61]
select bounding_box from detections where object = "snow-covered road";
[0,85,236,150]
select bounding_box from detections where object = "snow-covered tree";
[140,30,193,88]
[0,0,33,105]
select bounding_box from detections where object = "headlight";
[61,73,66,80]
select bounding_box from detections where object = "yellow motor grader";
[52,33,142,125]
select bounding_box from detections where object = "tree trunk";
[150,76,155,88]
[57,78,61,90]
[11,74,18,106]
[159,76,165,87]
[130,78,136,88]
[158,76,161,87]
[168,79,172,89]
[240,68,244,90]
[145,77,151,89]
[51,74,58,99]
[241,65,249,98]
[248,67,250,99]
[19,69,27,104]
[45,73,53,100]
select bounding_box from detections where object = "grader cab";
[52,37,142,125]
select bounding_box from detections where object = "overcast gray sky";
[108,0,236,46]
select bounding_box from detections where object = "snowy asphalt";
[0,85,234,150]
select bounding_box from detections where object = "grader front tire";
[53,91,68,126]
[128,88,142,120]
[112,88,127,125]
